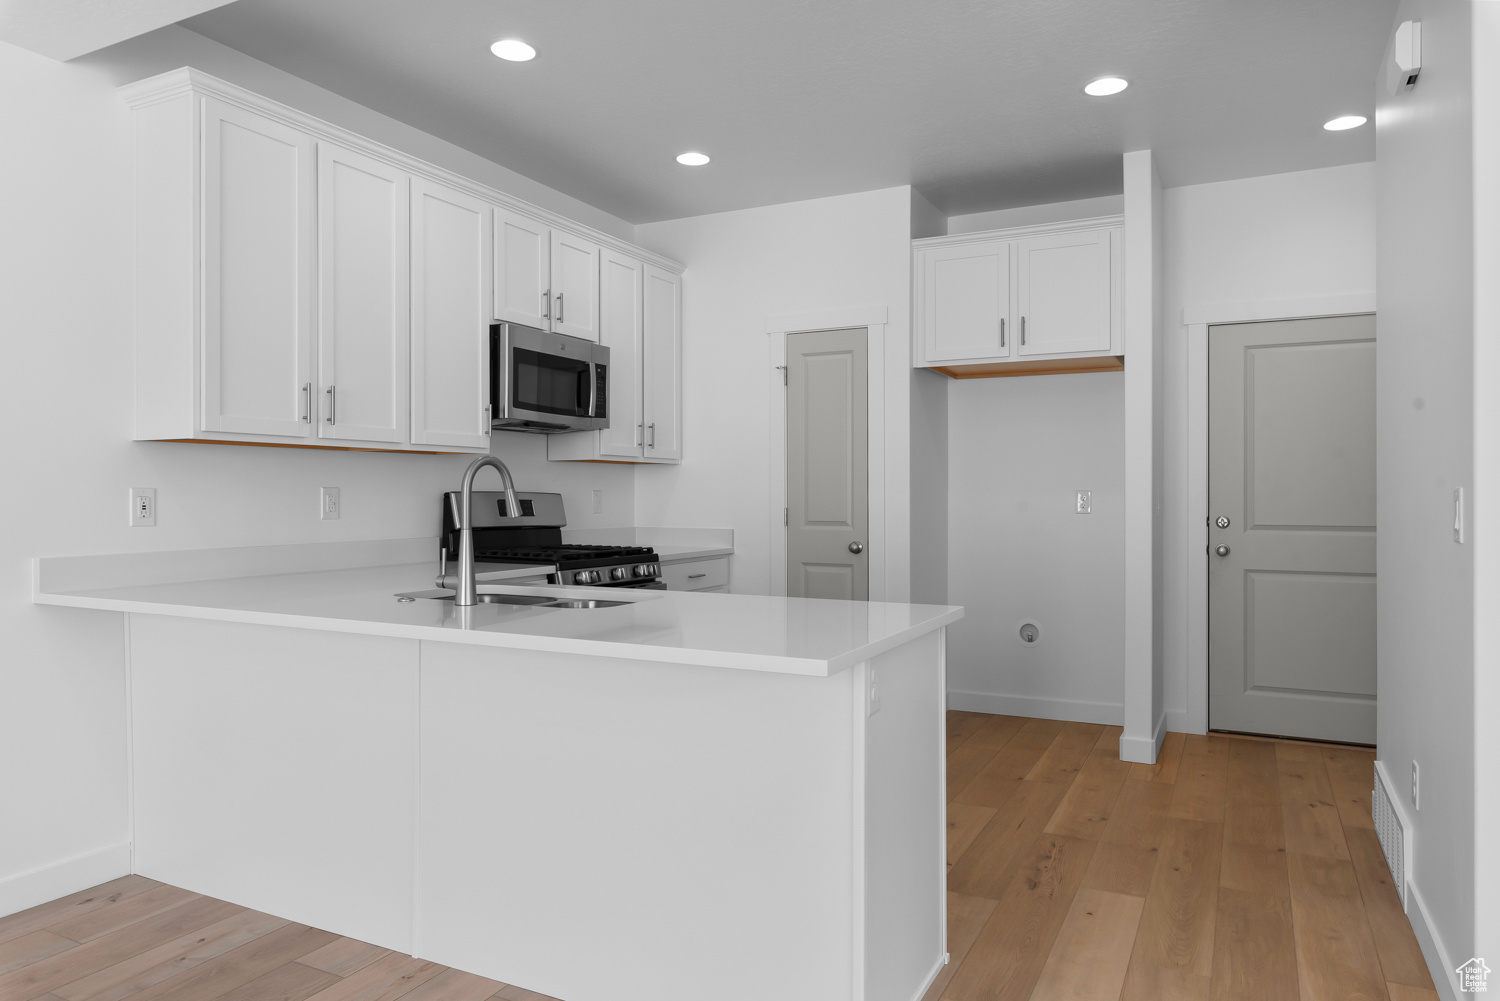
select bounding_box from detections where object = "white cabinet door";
[1015,229,1114,356]
[494,209,551,329]
[919,241,1009,363]
[201,99,316,437]
[598,250,645,459]
[317,142,409,444]
[642,265,682,461]
[550,230,600,341]
[410,177,491,450]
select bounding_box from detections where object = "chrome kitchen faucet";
[455,455,521,606]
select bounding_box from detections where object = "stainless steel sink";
[545,598,630,609]
[468,594,556,605]
[394,588,631,609]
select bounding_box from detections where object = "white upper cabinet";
[920,240,1009,363]
[494,209,550,329]
[549,230,601,341]
[1015,228,1115,357]
[912,216,1122,374]
[410,177,492,450]
[201,99,316,438]
[596,250,645,459]
[642,265,683,461]
[317,142,409,445]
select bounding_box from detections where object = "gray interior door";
[1208,315,1377,743]
[787,328,869,600]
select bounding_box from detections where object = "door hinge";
[784,507,789,526]
[776,365,787,385]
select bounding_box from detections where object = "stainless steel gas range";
[440,491,663,589]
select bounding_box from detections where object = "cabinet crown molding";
[912,213,1124,250]
[118,67,685,276]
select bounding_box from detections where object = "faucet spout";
[455,455,521,606]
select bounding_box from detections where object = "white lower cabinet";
[660,556,730,592]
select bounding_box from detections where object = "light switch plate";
[1076,490,1092,514]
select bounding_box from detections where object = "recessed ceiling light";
[1084,76,1129,96]
[490,39,536,62]
[676,152,710,166]
[1323,115,1368,131]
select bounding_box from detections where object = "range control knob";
[574,570,601,584]
[633,563,654,577]
[610,566,630,581]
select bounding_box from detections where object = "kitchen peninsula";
[33,543,960,1001]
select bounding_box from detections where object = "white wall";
[1159,162,1378,733]
[0,32,637,906]
[633,187,917,600]
[1374,0,1477,990]
[945,374,1126,721]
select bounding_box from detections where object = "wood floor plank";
[0,934,78,978]
[55,910,292,1001]
[1345,827,1434,990]
[215,963,340,1001]
[0,880,162,948]
[1120,963,1210,1001]
[0,897,244,1001]
[1208,887,1299,1001]
[117,923,338,1001]
[47,889,203,946]
[1323,747,1376,830]
[1029,888,1145,1001]
[1286,852,1388,1001]
[493,987,561,1001]
[1168,736,1229,823]
[946,712,991,755]
[939,834,1095,1001]
[1127,818,1223,980]
[1131,731,1187,784]
[1219,843,1289,895]
[300,954,446,1001]
[1081,840,1160,898]
[946,780,1070,899]
[947,743,999,804]
[1223,738,1285,852]
[296,940,390,979]
[920,893,998,1001]
[1384,984,1440,1001]
[963,714,1029,750]
[1083,779,1176,896]
[398,969,504,1001]
[951,729,1055,809]
[1025,723,1106,785]
[946,803,997,870]
[1045,747,1132,841]
[1276,743,1350,860]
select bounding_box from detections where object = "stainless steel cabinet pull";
[1000,317,1006,348]
[326,385,335,424]
[648,422,656,447]
[636,423,643,446]
[848,541,864,554]
[687,573,707,579]
[484,404,492,436]
[542,289,551,319]
[1215,544,1230,557]
[302,383,312,422]
[1021,315,1027,346]
[556,292,565,323]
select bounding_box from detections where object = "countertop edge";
[32,590,957,677]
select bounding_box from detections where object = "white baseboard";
[906,952,947,1001]
[946,689,1123,726]
[0,843,132,919]
[1164,708,1206,735]
[1406,879,1463,1001]
[1119,713,1169,764]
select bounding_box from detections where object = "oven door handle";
[588,359,598,420]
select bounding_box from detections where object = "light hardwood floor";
[934,712,1438,1001]
[0,713,1437,1001]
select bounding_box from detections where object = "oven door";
[491,323,609,432]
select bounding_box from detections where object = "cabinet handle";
[636,423,643,446]
[326,385,335,425]
[648,422,656,447]
[687,573,707,579]
[1021,315,1027,346]
[302,383,312,423]
[1000,317,1006,348]
[484,404,492,436]
[556,292,565,323]
[542,288,550,320]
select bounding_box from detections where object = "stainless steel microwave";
[489,323,609,433]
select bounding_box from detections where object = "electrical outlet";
[1412,760,1420,810]
[1076,490,1092,514]
[866,665,881,717]
[593,489,604,515]
[129,487,156,527]
[320,487,341,520]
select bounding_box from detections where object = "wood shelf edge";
[929,355,1125,380]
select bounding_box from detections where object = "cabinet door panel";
[642,265,682,461]
[921,242,1009,363]
[202,98,315,436]
[494,210,550,328]
[410,178,491,449]
[550,230,600,341]
[317,143,409,444]
[1016,229,1113,356]
[598,250,645,458]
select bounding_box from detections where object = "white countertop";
[33,558,960,677]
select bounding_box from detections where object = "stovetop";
[475,543,657,570]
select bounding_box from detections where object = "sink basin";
[545,598,630,609]
[469,594,555,605]
[393,588,632,610]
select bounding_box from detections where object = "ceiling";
[180,0,1397,224]
[0,0,238,61]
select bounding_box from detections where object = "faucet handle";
[436,544,448,589]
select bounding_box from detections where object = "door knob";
[848,541,864,554]
[1215,544,1230,557]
